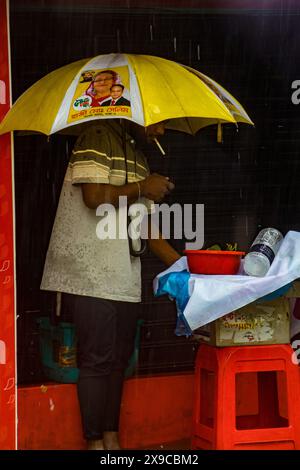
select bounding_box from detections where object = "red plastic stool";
[192,344,300,450]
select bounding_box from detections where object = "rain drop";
[150,24,153,41]
[246,216,249,236]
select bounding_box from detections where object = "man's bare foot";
[103,431,121,450]
[87,438,105,450]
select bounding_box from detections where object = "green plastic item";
[124,319,144,378]
[37,317,144,383]
[207,244,222,251]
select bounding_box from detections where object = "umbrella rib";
[189,70,235,120]
[142,56,194,134]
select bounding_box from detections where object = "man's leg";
[103,301,139,450]
[63,293,118,449]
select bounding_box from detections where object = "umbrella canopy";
[0,53,253,136]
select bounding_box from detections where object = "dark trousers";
[62,293,139,440]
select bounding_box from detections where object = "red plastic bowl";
[184,250,245,275]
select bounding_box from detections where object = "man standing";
[41,119,180,450]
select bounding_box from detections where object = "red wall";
[18,374,194,450]
[0,0,16,450]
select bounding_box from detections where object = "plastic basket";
[184,250,245,275]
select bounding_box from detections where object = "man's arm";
[147,217,181,267]
[81,173,175,209]
[81,182,139,208]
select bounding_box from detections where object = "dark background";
[10,0,300,383]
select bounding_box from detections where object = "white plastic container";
[244,228,283,277]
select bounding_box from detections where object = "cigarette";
[154,137,166,156]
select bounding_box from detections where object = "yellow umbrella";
[0,53,253,137]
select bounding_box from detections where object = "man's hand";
[140,173,174,202]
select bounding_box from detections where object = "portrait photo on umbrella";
[1,0,300,456]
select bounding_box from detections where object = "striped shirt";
[70,121,150,185]
[41,121,153,302]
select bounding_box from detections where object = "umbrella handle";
[128,234,147,257]
[127,213,147,257]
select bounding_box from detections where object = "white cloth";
[154,231,300,331]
